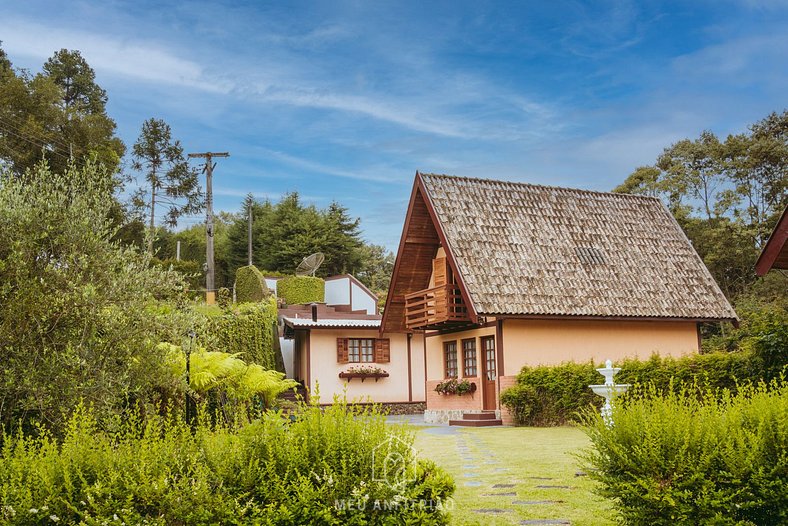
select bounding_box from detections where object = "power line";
[0,114,72,153]
[0,121,70,160]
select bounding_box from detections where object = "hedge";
[234,264,269,303]
[580,381,788,525]
[0,401,455,525]
[500,351,762,426]
[198,298,282,371]
[276,275,325,305]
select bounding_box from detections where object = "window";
[444,341,458,378]
[482,336,496,381]
[462,338,477,377]
[349,338,375,363]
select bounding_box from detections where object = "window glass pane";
[361,339,374,362]
[349,339,360,362]
[462,339,477,377]
[444,341,458,378]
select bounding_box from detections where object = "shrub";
[197,298,281,370]
[500,352,760,426]
[234,264,269,303]
[579,381,788,525]
[152,257,203,289]
[277,275,325,305]
[216,286,231,308]
[0,401,455,525]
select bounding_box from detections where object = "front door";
[481,336,497,410]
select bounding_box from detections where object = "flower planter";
[434,380,477,396]
[339,371,390,383]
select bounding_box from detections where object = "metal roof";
[283,317,381,329]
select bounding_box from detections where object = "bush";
[500,352,761,426]
[216,286,231,308]
[579,381,788,525]
[197,298,281,370]
[234,264,269,303]
[277,275,325,305]
[152,257,203,290]
[0,401,455,525]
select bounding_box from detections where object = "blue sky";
[1,0,787,249]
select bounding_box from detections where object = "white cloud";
[0,19,229,92]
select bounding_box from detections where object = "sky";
[1,0,787,249]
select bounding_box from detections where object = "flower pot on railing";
[434,379,477,396]
[339,368,390,383]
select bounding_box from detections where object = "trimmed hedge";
[580,381,788,525]
[198,298,281,371]
[277,275,325,305]
[234,265,269,303]
[500,351,762,426]
[0,401,455,525]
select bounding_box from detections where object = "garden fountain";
[589,359,630,426]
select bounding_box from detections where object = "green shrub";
[579,381,788,525]
[0,401,455,525]
[216,286,231,308]
[501,352,760,426]
[277,275,325,305]
[197,298,281,370]
[234,264,269,303]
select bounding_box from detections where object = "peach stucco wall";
[501,318,699,376]
[306,329,425,405]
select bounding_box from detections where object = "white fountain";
[589,359,630,426]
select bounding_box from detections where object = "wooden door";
[481,336,497,410]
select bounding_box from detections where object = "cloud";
[253,147,404,184]
[0,19,229,92]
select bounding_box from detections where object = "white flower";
[50,514,60,522]
[29,509,39,514]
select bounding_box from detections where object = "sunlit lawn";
[412,426,615,526]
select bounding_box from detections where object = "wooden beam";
[405,236,440,245]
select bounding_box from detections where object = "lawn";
[412,426,615,526]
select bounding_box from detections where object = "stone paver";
[513,500,564,505]
[493,483,516,488]
[519,520,570,525]
[536,485,571,489]
[473,509,512,514]
[482,491,517,497]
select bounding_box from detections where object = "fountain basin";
[590,384,630,398]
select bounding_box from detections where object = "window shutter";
[432,257,447,286]
[337,338,349,364]
[375,338,390,363]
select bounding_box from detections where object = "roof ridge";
[419,172,662,203]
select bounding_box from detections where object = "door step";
[449,411,502,427]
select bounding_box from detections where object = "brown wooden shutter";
[337,338,349,363]
[375,338,390,363]
[432,257,447,286]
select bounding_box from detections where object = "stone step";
[463,411,498,421]
[449,418,503,427]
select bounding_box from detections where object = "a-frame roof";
[755,205,788,276]
[381,172,737,332]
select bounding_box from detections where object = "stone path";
[453,432,572,525]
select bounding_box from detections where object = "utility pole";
[176,240,181,261]
[247,205,253,266]
[188,151,229,305]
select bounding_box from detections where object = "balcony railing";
[404,284,470,330]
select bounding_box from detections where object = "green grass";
[413,426,615,526]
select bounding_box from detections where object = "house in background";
[382,172,738,425]
[279,275,426,410]
[755,205,788,276]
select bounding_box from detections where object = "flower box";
[338,371,390,383]
[434,378,477,396]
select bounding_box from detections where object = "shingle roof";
[420,173,737,320]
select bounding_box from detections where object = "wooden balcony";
[404,284,471,330]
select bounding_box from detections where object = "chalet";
[281,274,426,409]
[755,205,788,276]
[382,172,738,424]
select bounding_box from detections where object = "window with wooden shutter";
[337,338,349,363]
[432,257,448,286]
[375,338,390,363]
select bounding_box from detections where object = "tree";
[131,118,202,254]
[0,160,187,433]
[0,46,125,176]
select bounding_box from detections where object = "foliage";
[500,352,763,426]
[613,110,788,299]
[234,264,269,303]
[160,343,296,409]
[0,46,125,176]
[196,299,282,370]
[0,161,187,433]
[0,401,455,525]
[579,381,788,525]
[277,275,326,305]
[226,192,365,277]
[217,286,231,308]
[151,256,202,290]
[131,118,202,253]
[434,378,477,396]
